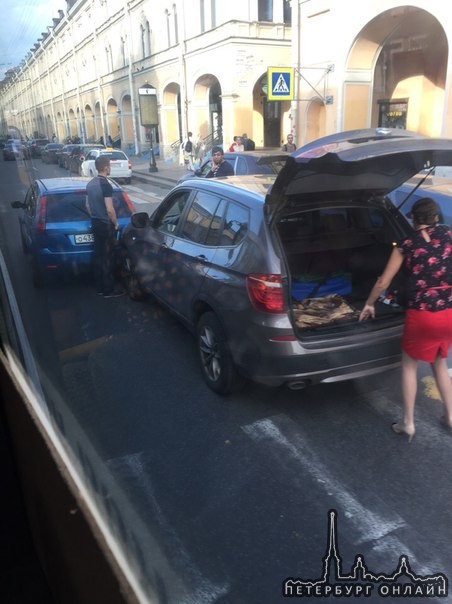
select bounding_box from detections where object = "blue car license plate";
[75,233,94,244]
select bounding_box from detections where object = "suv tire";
[196,312,241,394]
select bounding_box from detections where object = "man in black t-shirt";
[86,155,123,297]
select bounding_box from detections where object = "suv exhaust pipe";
[287,380,309,391]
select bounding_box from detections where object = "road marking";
[242,414,443,577]
[107,452,230,603]
[128,195,162,207]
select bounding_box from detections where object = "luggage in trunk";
[277,207,407,334]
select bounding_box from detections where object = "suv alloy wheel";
[196,312,241,394]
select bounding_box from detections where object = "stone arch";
[84,104,95,141]
[56,111,65,141]
[343,6,448,135]
[118,94,133,151]
[94,101,104,142]
[68,108,77,137]
[253,73,290,147]
[305,98,326,143]
[106,97,119,143]
[162,82,181,146]
[193,74,222,143]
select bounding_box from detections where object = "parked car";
[387,173,452,225]
[178,150,287,183]
[2,139,28,161]
[28,138,50,157]
[67,143,106,175]
[80,148,132,183]
[58,143,79,169]
[119,128,452,394]
[41,143,65,164]
[11,177,135,286]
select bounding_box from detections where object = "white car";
[80,148,132,183]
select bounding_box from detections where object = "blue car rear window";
[45,191,132,221]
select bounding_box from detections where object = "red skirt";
[402,308,452,362]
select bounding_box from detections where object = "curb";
[132,170,178,189]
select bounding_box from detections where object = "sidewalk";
[131,154,189,190]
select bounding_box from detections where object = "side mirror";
[131,212,150,228]
[194,169,202,177]
[11,201,25,209]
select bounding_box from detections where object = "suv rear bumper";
[233,331,402,388]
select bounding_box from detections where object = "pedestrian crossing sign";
[267,67,294,101]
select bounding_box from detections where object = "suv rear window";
[45,191,133,221]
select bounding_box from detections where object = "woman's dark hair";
[409,197,440,226]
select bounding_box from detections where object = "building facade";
[1,0,451,160]
[0,0,292,160]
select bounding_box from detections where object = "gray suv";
[120,129,452,394]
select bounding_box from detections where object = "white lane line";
[243,416,404,542]
[107,452,230,604]
[242,415,443,578]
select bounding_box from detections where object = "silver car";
[120,128,452,394]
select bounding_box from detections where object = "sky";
[1,0,65,79]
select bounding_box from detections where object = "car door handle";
[161,242,168,248]
[196,254,207,261]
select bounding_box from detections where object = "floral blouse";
[397,224,452,311]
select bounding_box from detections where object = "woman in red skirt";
[360,197,452,442]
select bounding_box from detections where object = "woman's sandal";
[391,422,415,443]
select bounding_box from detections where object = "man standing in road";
[86,156,124,298]
[206,146,234,178]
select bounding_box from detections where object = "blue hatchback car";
[11,177,135,285]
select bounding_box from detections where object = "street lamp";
[138,82,158,172]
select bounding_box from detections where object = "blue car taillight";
[36,196,48,232]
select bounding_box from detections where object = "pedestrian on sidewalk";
[242,133,255,151]
[281,134,296,152]
[86,156,124,298]
[182,132,194,170]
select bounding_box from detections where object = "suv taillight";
[246,273,286,313]
[36,195,48,232]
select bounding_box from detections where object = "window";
[200,0,205,32]
[173,4,179,44]
[140,21,151,59]
[283,0,291,24]
[180,191,222,244]
[258,0,273,21]
[155,191,190,234]
[211,0,216,28]
[219,201,249,246]
[121,37,127,68]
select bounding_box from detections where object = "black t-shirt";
[206,160,234,178]
[86,175,113,222]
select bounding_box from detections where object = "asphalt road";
[0,155,451,603]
